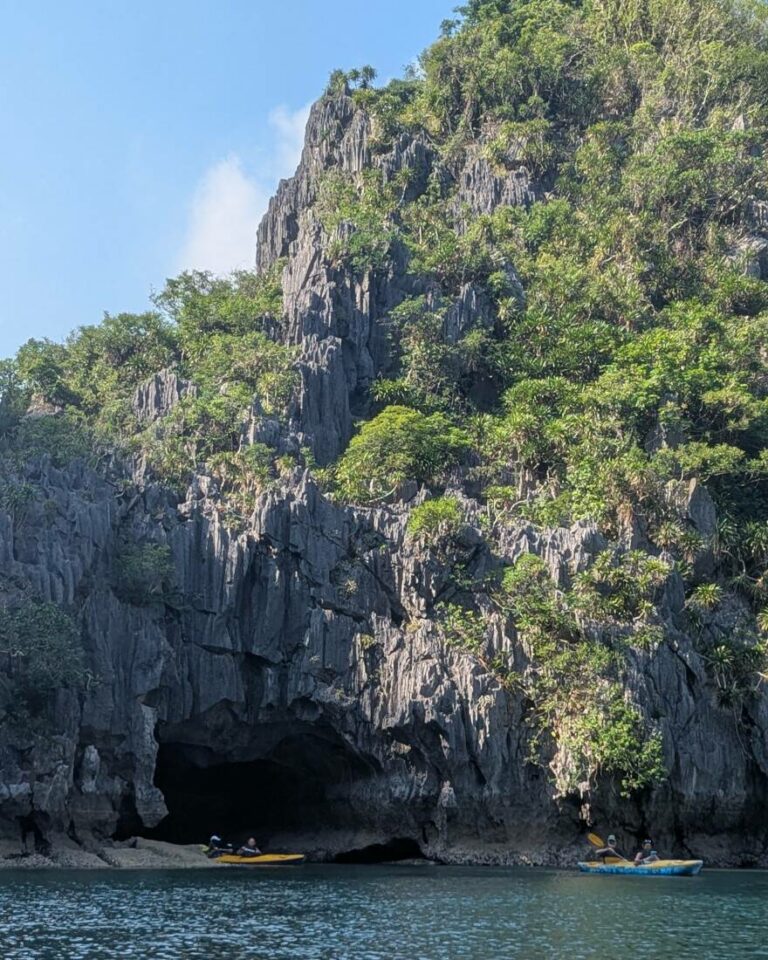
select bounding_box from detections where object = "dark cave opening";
[334,838,424,863]
[142,727,378,848]
[145,750,315,845]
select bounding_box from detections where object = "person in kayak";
[206,834,234,858]
[593,834,623,861]
[634,839,658,864]
[237,837,263,857]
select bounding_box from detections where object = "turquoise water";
[0,864,766,959]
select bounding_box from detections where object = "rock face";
[131,370,194,423]
[1,94,767,867]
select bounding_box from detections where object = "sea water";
[0,864,766,959]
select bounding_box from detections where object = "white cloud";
[177,102,311,275]
[177,156,270,274]
[268,103,311,177]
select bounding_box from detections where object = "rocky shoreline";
[0,834,756,870]
[0,838,219,870]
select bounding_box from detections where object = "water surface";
[1,864,765,959]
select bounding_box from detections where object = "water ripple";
[0,865,765,959]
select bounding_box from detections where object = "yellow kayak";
[214,853,305,866]
[579,859,703,876]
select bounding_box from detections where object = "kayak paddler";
[593,834,622,861]
[236,837,263,857]
[206,833,234,858]
[634,839,659,865]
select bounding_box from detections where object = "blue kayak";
[578,859,703,876]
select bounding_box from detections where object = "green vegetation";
[135,268,296,492]
[687,582,724,613]
[407,496,464,542]
[327,0,768,550]
[437,601,488,655]
[316,170,401,272]
[372,295,508,414]
[132,325,296,489]
[316,0,768,739]
[10,0,767,555]
[1,266,297,496]
[325,65,378,96]
[113,542,174,606]
[330,406,470,504]
[571,551,670,625]
[0,601,88,726]
[497,554,665,795]
[0,478,35,526]
[208,443,275,517]
[697,628,767,705]
[13,410,94,468]
[0,361,28,438]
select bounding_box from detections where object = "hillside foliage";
[1,266,295,491]
[332,0,768,791]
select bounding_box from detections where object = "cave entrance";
[145,727,376,846]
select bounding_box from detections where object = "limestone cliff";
[1,93,767,868]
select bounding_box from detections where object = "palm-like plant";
[654,520,684,551]
[678,529,705,563]
[712,515,738,568]
[744,521,768,566]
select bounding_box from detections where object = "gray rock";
[132,369,194,423]
[0,93,766,869]
[452,137,538,222]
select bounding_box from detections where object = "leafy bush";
[572,551,670,623]
[383,296,509,412]
[437,602,487,654]
[0,601,87,725]
[113,543,174,605]
[0,360,30,439]
[137,339,296,491]
[697,630,768,706]
[316,170,400,272]
[687,583,724,613]
[407,496,464,542]
[485,119,556,174]
[9,265,293,499]
[572,694,666,797]
[17,312,179,417]
[153,267,283,356]
[332,406,470,504]
[209,444,274,515]
[500,553,575,639]
[14,411,94,467]
[0,479,35,525]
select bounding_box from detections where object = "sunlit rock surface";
[1,95,766,867]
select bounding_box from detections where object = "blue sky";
[0,0,451,359]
